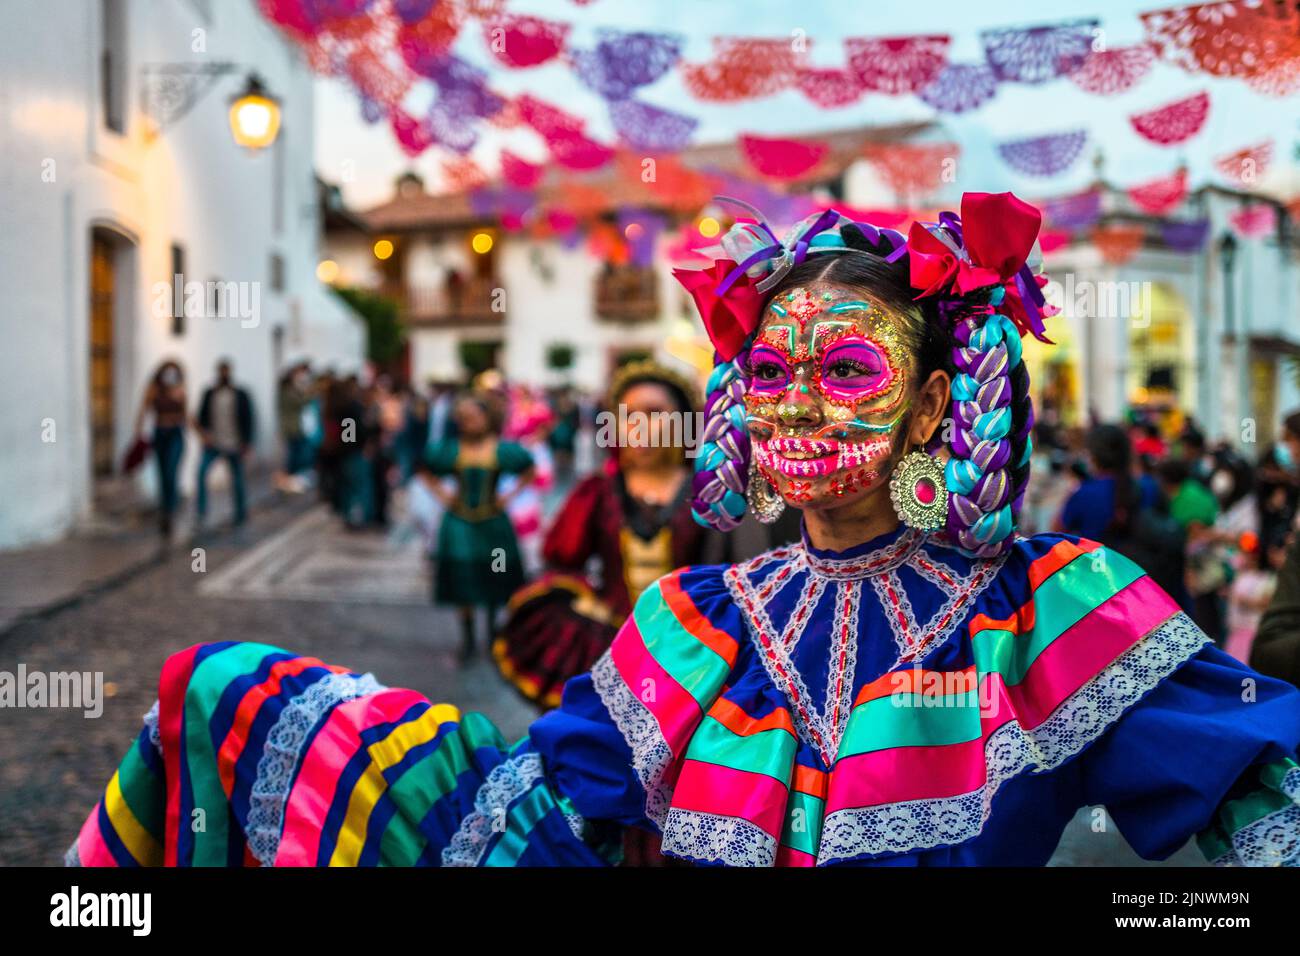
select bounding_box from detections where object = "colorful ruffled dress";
[494,467,706,709]
[70,529,1300,867]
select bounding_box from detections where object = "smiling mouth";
[754,435,894,478]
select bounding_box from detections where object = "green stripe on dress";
[632,579,731,708]
[839,688,983,758]
[684,716,798,781]
[184,642,281,866]
[781,789,825,857]
[971,547,1145,684]
[117,737,166,844]
[374,714,503,866]
[485,785,556,866]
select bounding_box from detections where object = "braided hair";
[689,223,1036,558]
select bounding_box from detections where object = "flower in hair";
[906,191,1056,342]
[672,259,762,362]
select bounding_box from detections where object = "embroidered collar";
[797,526,927,580]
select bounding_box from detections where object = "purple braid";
[941,291,1035,557]
[690,350,752,530]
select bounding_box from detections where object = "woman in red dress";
[494,360,712,709]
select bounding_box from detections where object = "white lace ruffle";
[246,671,384,865]
[816,612,1209,865]
[142,699,162,755]
[659,807,777,867]
[1211,766,1300,867]
[441,752,546,867]
[63,841,80,866]
[590,649,674,827]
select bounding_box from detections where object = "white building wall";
[0,0,364,548]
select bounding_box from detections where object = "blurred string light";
[697,216,720,238]
[472,232,495,254]
[316,259,340,283]
[373,238,394,260]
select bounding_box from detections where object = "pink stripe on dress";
[670,759,789,839]
[75,801,118,867]
[274,688,424,866]
[610,621,706,752]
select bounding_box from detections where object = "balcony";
[594,265,660,323]
[400,276,506,327]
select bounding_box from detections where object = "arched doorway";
[88,225,137,485]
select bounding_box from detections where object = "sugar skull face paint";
[745,284,914,508]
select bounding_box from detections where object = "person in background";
[418,392,535,662]
[276,362,312,493]
[397,383,430,483]
[1132,420,1166,461]
[1250,410,1300,685]
[1158,458,1224,641]
[546,385,581,486]
[194,358,253,532]
[1060,424,1189,610]
[1225,531,1284,664]
[134,359,188,538]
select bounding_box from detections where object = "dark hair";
[153,360,183,388]
[1283,410,1300,443]
[1087,424,1136,535]
[1157,458,1191,487]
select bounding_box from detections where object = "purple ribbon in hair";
[712,198,845,296]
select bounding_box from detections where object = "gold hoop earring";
[889,449,947,531]
[746,460,786,524]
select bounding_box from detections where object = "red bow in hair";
[673,259,763,361]
[907,191,1055,342]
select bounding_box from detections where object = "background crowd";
[130,354,1300,697]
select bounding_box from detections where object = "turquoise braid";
[943,289,1035,558]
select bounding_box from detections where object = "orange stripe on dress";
[216,656,348,798]
[1027,538,1099,592]
[707,694,796,737]
[792,763,829,800]
[659,570,739,665]
[854,665,978,706]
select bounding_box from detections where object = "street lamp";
[141,64,281,151]
[228,75,281,151]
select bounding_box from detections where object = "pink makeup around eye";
[747,346,792,390]
[818,339,895,399]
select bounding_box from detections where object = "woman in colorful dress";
[71,193,1300,868]
[494,360,710,710]
[420,392,534,662]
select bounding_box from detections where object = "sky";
[312,0,1300,212]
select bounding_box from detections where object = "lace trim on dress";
[63,841,80,867]
[816,612,1209,865]
[143,700,162,755]
[1210,767,1300,867]
[659,807,778,867]
[246,671,384,866]
[442,751,549,867]
[591,649,674,827]
[799,528,926,579]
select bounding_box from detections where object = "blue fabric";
[196,447,247,523]
[152,425,184,516]
[1061,475,1159,539]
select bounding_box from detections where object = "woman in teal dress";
[419,392,534,660]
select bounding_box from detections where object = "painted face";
[744,284,913,507]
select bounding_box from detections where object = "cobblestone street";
[0,495,535,865]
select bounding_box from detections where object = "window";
[170,244,185,336]
[269,253,285,293]
[100,0,127,134]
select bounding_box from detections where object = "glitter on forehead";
[759,324,796,355]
